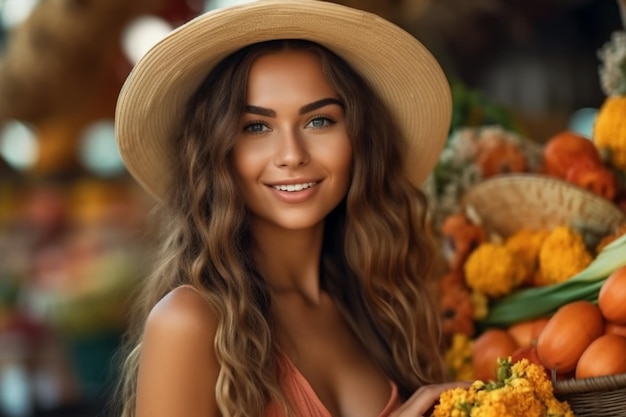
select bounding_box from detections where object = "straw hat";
[462,174,626,238]
[115,0,452,201]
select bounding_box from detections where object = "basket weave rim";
[554,372,626,394]
[461,173,626,236]
[462,173,624,215]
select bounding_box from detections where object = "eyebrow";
[244,97,344,118]
[300,98,344,114]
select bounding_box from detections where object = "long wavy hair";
[116,39,444,417]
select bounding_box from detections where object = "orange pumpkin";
[565,158,617,201]
[439,282,475,338]
[510,346,548,376]
[536,301,604,374]
[508,317,550,348]
[575,334,626,379]
[472,328,519,381]
[441,213,485,273]
[542,130,603,178]
[476,140,527,178]
[598,265,626,324]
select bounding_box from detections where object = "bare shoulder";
[136,285,220,417]
[147,284,218,334]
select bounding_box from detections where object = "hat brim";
[115,0,452,201]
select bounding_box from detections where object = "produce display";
[441,234,626,383]
[481,232,626,327]
[432,146,626,417]
[429,24,626,417]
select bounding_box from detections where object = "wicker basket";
[554,373,626,416]
[461,173,626,238]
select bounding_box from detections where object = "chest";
[274,299,394,417]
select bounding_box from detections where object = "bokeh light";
[568,107,598,139]
[1,0,39,29]
[0,120,38,171]
[78,120,125,177]
[205,0,255,11]
[121,15,173,64]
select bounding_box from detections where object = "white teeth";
[273,182,317,192]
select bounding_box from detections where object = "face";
[232,49,352,232]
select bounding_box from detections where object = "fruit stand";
[429,13,626,416]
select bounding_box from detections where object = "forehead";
[246,50,337,101]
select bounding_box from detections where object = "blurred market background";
[0,0,623,416]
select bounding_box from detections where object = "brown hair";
[116,39,443,417]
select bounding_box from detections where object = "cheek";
[333,139,353,181]
[230,153,258,208]
[322,138,353,199]
[232,144,259,183]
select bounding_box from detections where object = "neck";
[251,220,325,304]
[252,222,324,303]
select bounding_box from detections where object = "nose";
[274,128,309,168]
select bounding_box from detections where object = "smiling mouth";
[272,182,318,192]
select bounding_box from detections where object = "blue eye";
[244,121,270,134]
[306,116,335,129]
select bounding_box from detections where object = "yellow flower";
[432,358,575,417]
[444,333,475,381]
[464,243,524,297]
[432,387,471,417]
[505,228,549,282]
[537,226,592,286]
[471,291,489,320]
[594,31,626,170]
[594,96,626,170]
[545,397,576,416]
[473,386,545,417]
[511,359,553,402]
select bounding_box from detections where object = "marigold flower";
[432,358,575,417]
[537,226,592,286]
[464,243,525,297]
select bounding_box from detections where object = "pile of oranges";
[472,264,626,381]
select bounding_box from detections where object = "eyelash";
[242,114,337,134]
[243,120,270,134]
[306,114,336,128]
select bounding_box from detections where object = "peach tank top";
[266,354,401,417]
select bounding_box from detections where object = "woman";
[115,1,465,416]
